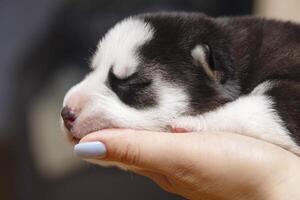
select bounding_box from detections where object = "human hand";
[75,130,300,200]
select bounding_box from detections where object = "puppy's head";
[61,12,238,141]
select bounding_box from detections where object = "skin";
[80,130,300,200]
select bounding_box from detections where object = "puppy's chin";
[62,124,115,145]
[61,123,83,145]
[61,129,80,145]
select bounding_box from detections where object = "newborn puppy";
[61,12,300,165]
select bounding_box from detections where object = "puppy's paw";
[168,116,206,133]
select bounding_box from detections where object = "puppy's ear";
[191,44,232,83]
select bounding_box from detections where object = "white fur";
[250,80,276,95]
[171,81,300,154]
[91,17,154,80]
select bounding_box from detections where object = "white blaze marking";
[91,17,154,81]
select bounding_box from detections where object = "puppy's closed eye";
[108,70,151,90]
[107,69,155,108]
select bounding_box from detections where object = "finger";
[77,129,199,174]
[77,129,296,176]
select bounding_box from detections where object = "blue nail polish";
[74,141,106,158]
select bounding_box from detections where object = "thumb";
[75,129,197,174]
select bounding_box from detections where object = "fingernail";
[74,141,106,158]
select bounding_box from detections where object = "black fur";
[139,12,237,113]
[136,12,299,141]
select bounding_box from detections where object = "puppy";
[61,12,300,167]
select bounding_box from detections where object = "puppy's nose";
[61,106,76,131]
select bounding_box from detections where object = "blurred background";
[0,0,299,199]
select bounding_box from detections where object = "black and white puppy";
[61,12,300,165]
